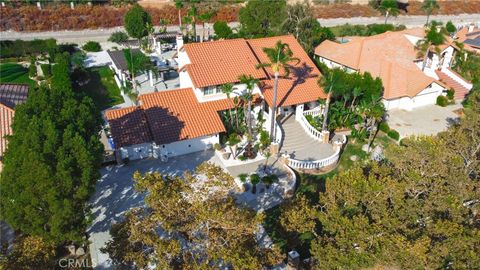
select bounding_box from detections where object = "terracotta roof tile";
[183,39,267,88]
[248,35,326,106]
[315,29,439,99]
[104,106,152,148]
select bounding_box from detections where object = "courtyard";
[386,103,463,138]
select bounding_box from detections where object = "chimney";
[468,24,474,33]
[287,250,300,270]
[176,34,184,54]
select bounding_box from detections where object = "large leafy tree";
[378,0,400,24]
[281,0,334,54]
[102,163,283,269]
[0,53,103,244]
[124,3,152,43]
[239,0,287,37]
[257,41,299,142]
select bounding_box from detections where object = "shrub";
[379,121,390,133]
[213,143,222,151]
[0,39,57,59]
[213,21,233,39]
[387,130,400,141]
[108,31,129,43]
[446,88,455,100]
[239,173,248,183]
[82,41,102,52]
[250,174,260,185]
[40,64,51,78]
[28,63,37,78]
[436,95,448,107]
[238,155,247,161]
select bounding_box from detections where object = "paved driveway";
[88,151,219,269]
[386,104,462,139]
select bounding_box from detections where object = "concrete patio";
[386,103,462,138]
[280,116,336,160]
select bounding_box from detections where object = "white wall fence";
[442,67,473,90]
[263,110,283,145]
[286,107,347,171]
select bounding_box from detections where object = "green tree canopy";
[102,163,283,269]
[239,0,287,37]
[213,20,234,39]
[124,3,152,41]
[0,53,103,244]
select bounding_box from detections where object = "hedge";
[387,130,400,141]
[0,39,57,58]
[436,95,448,107]
[379,122,390,133]
[82,41,102,52]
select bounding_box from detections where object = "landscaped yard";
[72,66,124,110]
[0,63,35,88]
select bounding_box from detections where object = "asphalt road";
[0,14,479,44]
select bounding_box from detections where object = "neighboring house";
[314,28,473,111]
[0,84,29,168]
[107,49,141,88]
[105,35,327,161]
[456,24,480,54]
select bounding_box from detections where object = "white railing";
[442,68,473,90]
[286,134,346,171]
[297,108,324,142]
[303,107,322,117]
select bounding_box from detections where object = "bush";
[436,95,448,107]
[40,64,51,78]
[213,21,233,39]
[387,130,400,141]
[250,174,260,185]
[379,122,390,133]
[446,88,455,100]
[0,39,57,58]
[213,143,222,151]
[108,31,129,43]
[82,41,102,52]
[239,173,248,183]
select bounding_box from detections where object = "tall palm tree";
[378,0,400,24]
[175,0,183,31]
[239,75,259,140]
[358,97,385,152]
[256,41,300,142]
[198,10,216,42]
[422,0,439,26]
[221,83,235,129]
[318,68,343,133]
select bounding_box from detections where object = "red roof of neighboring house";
[104,106,152,148]
[314,29,442,99]
[457,26,480,53]
[0,83,29,158]
[183,38,267,88]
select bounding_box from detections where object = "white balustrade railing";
[286,134,346,171]
[303,107,323,117]
[297,108,323,142]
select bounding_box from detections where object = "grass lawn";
[72,66,124,110]
[0,63,36,88]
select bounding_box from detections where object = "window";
[204,86,217,95]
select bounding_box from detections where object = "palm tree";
[422,0,439,26]
[378,0,400,24]
[416,21,446,71]
[239,75,259,140]
[359,97,385,152]
[221,83,235,129]
[198,10,216,42]
[175,0,183,31]
[318,68,343,133]
[256,41,300,142]
[187,5,199,42]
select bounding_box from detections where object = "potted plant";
[227,133,240,159]
[250,174,260,194]
[262,175,272,189]
[239,173,248,192]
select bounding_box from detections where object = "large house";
[314,28,473,111]
[105,35,326,161]
[456,24,480,54]
[0,84,29,168]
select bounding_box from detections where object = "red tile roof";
[104,106,152,148]
[139,88,226,145]
[0,103,14,158]
[183,39,267,88]
[248,35,326,106]
[0,83,29,158]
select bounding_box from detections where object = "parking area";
[88,150,220,269]
[386,104,463,139]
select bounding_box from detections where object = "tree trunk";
[385,11,389,24]
[421,48,429,71]
[270,72,279,142]
[426,13,430,26]
[247,99,252,140]
[367,118,377,152]
[192,20,197,42]
[178,10,182,29]
[322,93,331,132]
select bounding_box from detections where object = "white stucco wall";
[316,56,356,73]
[383,82,445,111]
[119,142,153,161]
